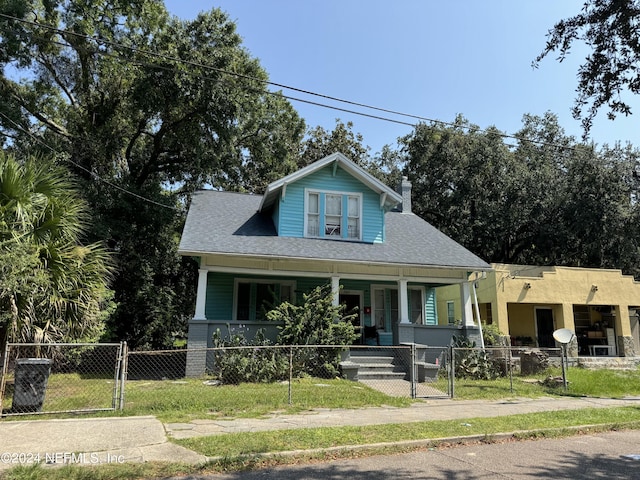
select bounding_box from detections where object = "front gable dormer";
[259,153,402,244]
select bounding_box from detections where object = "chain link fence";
[0,342,572,417]
[343,345,450,398]
[450,345,565,397]
[0,343,125,416]
[125,344,451,404]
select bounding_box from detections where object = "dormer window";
[305,189,361,240]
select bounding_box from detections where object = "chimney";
[398,176,412,213]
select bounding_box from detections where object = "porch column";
[558,303,575,330]
[614,305,634,357]
[398,279,410,323]
[187,268,209,377]
[331,276,340,307]
[194,268,208,320]
[460,282,474,326]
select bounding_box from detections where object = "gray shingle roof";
[179,190,490,271]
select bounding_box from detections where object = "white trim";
[259,152,402,212]
[199,264,470,284]
[371,285,394,332]
[331,276,340,307]
[408,285,426,325]
[398,279,409,324]
[180,249,492,275]
[460,282,474,326]
[371,284,427,329]
[194,269,208,320]
[304,188,363,241]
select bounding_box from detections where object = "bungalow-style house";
[178,152,491,376]
[436,264,640,358]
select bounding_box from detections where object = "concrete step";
[348,356,395,365]
[357,371,407,380]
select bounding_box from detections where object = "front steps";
[340,349,407,381]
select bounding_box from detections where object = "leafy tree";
[0,151,113,345]
[0,0,305,348]
[402,115,526,262]
[298,120,370,167]
[560,142,639,273]
[534,0,640,135]
[401,113,640,276]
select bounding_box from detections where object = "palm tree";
[0,151,113,345]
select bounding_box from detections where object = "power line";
[0,12,583,152]
[0,111,180,211]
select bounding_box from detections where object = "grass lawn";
[2,366,640,479]
[123,376,412,423]
[3,365,640,422]
[174,406,640,457]
[4,406,640,480]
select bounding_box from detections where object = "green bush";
[211,328,288,384]
[268,284,358,379]
[452,335,501,380]
[210,285,359,383]
[481,322,504,346]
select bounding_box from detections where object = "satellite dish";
[553,328,575,344]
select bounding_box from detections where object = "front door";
[536,308,555,348]
[339,292,362,343]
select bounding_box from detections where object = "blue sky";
[164,1,639,155]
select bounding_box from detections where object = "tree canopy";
[400,113,640,276]
[0,0,306,348]
[0,151,113,344]
[534,0,640,135]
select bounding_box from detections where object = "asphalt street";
[165,429,640,479]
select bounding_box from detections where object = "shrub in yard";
[481,322,505,346]
[268,284,359,378]
[211,327,288,384]
[452,335,501,380]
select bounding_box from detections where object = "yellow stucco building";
[436,264,640,358]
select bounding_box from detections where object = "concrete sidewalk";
[1,396,639,470]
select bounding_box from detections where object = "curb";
[201,422,636,463]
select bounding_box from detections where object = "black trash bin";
[12,358,52,413]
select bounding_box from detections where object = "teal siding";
[293,278,329,303]
[205,272,234,320]
[425,288,438,325]
[204,275,435,328]
[276,165,384,243]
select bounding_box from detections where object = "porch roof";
[178,190,491,271]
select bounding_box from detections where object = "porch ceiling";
[199,254,470,284]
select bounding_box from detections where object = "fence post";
[508,346,514,394]
[119,341,128,410]
[0,343,10,414]
[112,342,123,409]
[410,343,416,399]
[449,345,455,399]
[288,347,293,405]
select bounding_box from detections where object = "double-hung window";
[305,190,361,240]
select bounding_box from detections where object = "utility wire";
[0,12,585,151]
[0,111,180,211]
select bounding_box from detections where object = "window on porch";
[372,286,436,328]
[235,280,294,321]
